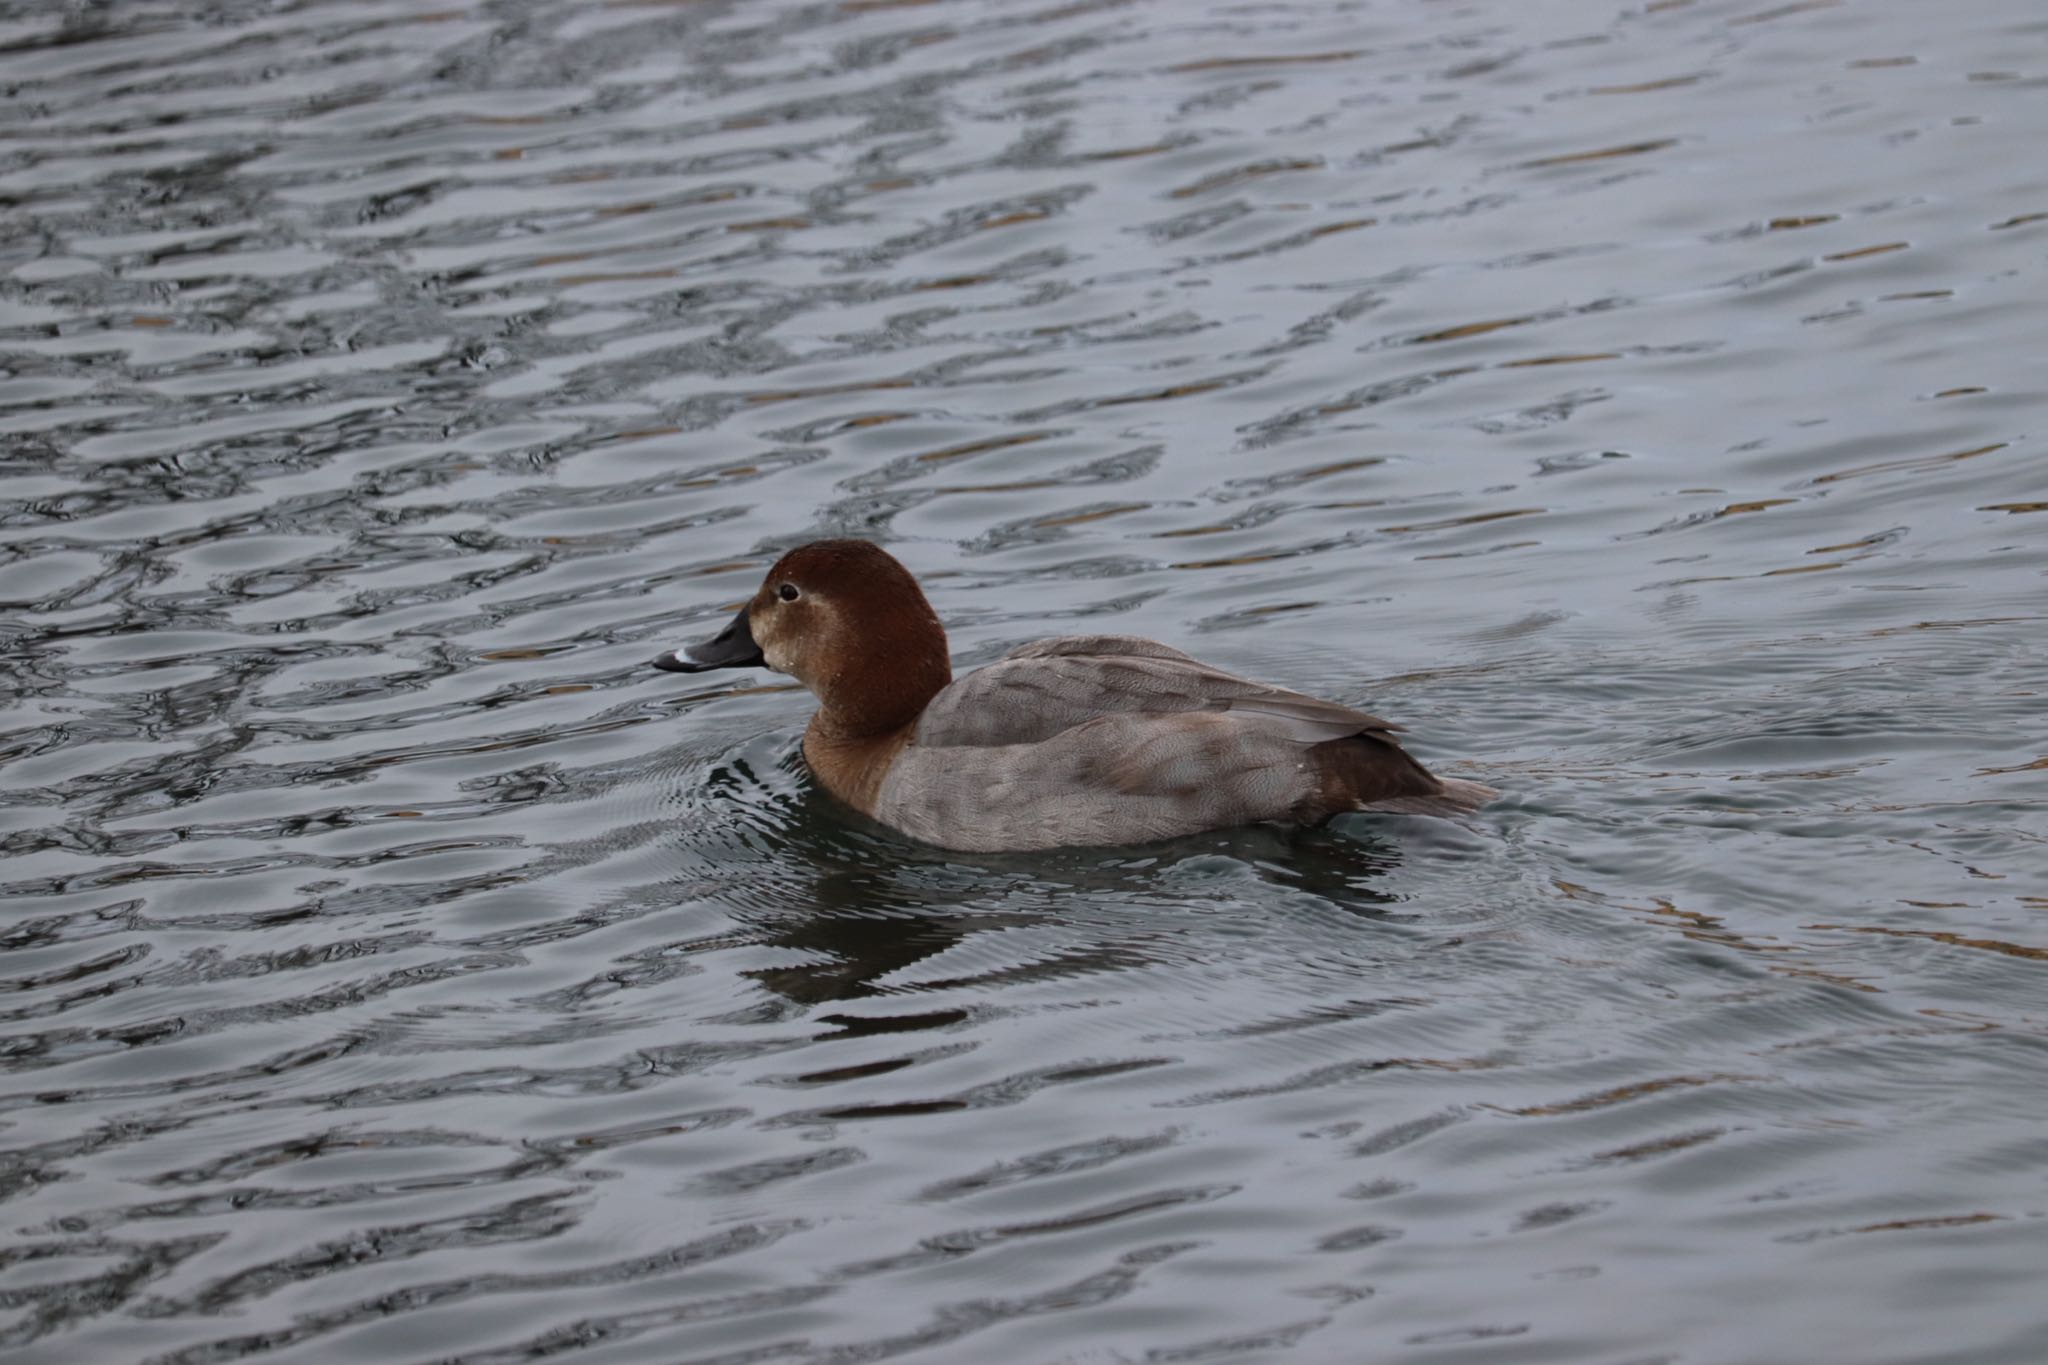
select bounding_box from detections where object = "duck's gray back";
[912,635,1398,748]
[871,635,1441,852]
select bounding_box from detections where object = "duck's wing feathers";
[872,635,1492,852]
[875,708,1480,853]
[997,634,1200,664]
[916,635,1399,749]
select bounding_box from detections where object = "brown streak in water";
[1730,766,1864,782]
[1593,1129,1725,1162]
[1504,1073,1766,1118]
[727,217,814,232]
[1763,561,1844,575]
[1637,896,1794,953]
[1866,614,2041,636]
[1852,1213,2004,1233]
[1520,139,1676,169]
[1171,551,1293,570]
[1382,509,1544,533]
[1589,74,1704,94]
[1083,142,1177,162]
[1307,217,1376,239]
[1912,1014,2015,1037]
[1809,924,2047,962]
[1416,540,1539,560]
[1973,756,2048,775]
[1991,212,2048,230]
[557,270,676,286]
[1282,458,1381,483]
[1093,377,1235,407]
[1824,241,1907,260]
[1811,531,1891,552]
[1979,501,2048,513]
[1769,215,1838,230]
[1730,0,1842,25]
[1413,316,1534,343]
[1500,353,1618,368]
[1770,965,1881,992]
[1169,51,1362,73]
[978,208,1049,230]
[917,432,1050,464]
[1811,442,2007,484]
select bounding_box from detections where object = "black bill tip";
[650,604,767,675]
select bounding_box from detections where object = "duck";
[652,538,1495,852]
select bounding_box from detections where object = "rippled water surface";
[4,0,2047,1360]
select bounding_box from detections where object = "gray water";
[3,1,2046,1361]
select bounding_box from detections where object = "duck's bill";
[651,604,765,673]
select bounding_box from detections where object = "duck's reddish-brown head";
[652,539,952,737]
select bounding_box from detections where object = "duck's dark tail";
[1356,775,1498,817]
[1302,733,1497,823]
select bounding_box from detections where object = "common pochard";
[653,539,1495,852]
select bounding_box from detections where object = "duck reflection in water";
[692,744,1407,1009]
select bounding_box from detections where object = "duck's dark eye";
[777,583,800,603]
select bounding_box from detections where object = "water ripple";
[4,0,2047,1362]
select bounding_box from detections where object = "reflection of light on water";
[2,0,2043,1358]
